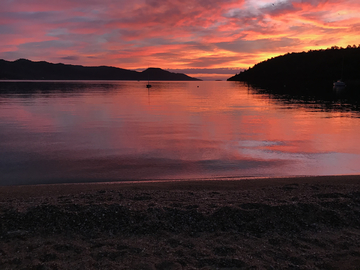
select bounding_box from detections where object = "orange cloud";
[1,0,359,79]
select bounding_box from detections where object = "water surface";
[1,80,360,185]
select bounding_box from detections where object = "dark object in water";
[333,80,346,88]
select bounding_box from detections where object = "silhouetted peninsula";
[0,59,201,81]
[228,46,360,83]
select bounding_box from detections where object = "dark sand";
[1,175,360,269]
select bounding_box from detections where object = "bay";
[1,80,360,186]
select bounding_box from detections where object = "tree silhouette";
[228,46,360,83]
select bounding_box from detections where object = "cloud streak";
[1,0,359,79]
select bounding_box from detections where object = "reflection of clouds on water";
[237,140,284,148]
[239,144,321,164]
[234,139,360,176]
[2,81,360,185]
[310,152,360,175]
[236,140,311,161]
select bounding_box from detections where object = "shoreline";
[2,174,360,196]
[1,174,360,269]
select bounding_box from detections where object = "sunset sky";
[1,0,359,80]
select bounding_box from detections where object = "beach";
[1,175,360,269]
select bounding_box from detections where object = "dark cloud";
[224,8,262,21]
[215,37,297,53]
[166,68,241,74]
[18,40,74,50]
[61,55,80,61]
[260,1,299,17]
[0,24,15,34]
[187,56,238,67]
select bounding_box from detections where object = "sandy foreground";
[1,175,360,270]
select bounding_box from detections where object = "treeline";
[0,59,201,81]
[228,45,360,83]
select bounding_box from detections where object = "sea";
[1,80,360,186]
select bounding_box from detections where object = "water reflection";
[246,80,360,116]
[0,80,119,92]
[1,81,360,185]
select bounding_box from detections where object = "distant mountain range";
[0,59,201,81]
[228,46,360,83]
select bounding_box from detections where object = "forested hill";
[0,59,201,81]
[228,46,360,82]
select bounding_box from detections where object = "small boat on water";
[333,57,346,89]
[333,80,346,88]
[146,75,152,88]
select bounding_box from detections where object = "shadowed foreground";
[1,176,360,269]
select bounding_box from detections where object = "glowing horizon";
[1,0,359,80]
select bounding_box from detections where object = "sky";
[1,0,359,80]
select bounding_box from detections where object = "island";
[0,59,201,81]
[228,45,360,84]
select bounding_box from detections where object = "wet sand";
[1,175,360,269]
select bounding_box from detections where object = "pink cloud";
[1,0,360,76]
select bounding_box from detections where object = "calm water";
[1,80,360,185]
